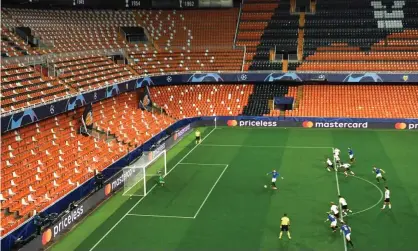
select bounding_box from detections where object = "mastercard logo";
[302,121,314,128]
[227,120,238,127]
[104,184,111,196]
[395,123,407,130]
[42,229,52,245]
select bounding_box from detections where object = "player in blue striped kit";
[348,147,355,163]
[341,223,354,248]
[325,213,338,232]
[373,166,387,183]
[267,170,282,190]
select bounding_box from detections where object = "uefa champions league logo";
[240,74,248,81]
[166,76,172,82]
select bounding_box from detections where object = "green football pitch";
[52,127,418,251]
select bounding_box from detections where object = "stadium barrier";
[18,122,195,251]
[2,72,418,133]
[1,118,197,251]
[2,115,417,250]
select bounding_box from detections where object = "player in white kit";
[339,195,353,216]
[325,158,333,172]
[382,186,392,210]
[330,202,343,223]
[341,163,355,177]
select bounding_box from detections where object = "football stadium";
[1,0,418,250]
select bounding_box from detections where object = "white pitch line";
[332,149,347,251]
[179,163,228,166]
[88,127,217,251]
[193,164,229,219]
[127,214,194,219]
[200,144,332,149]
[344,175,384,217]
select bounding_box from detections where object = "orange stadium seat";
[0,93,174,234]
[150,84,253,118]
[285,85,418,118]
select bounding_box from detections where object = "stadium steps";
[126,64,140,76]
[133,11,158,51]
[297,13,305,61]
[311,0,317,13]
[242,84,290,116]
[294,85,304,109]
[236,0,278,62]
[282,59,288,72]
[290,0,296,13]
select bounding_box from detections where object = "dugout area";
[51,127,418,251]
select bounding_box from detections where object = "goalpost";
[122,150,167,197]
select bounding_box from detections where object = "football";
[264,185,267,188]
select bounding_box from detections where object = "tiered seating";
[286,85,418,118]
[242,84,290,116]
[129,9,242,74]
[268,86,298,116]
[236,0,279,69]
[0,111,129,234]
[4,9,138,52]
[92,92,175,147]
[128,48,243,74]
[1,64,73,113]
[249,2,299,71]
[137,9,237,49]
[149,84,253,118]
[53,55,136,92]
[0,92,176,234]
[298,0,418,71]
[1,27,39,57]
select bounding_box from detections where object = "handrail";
[241,45,246,72]
[233,0,244,48]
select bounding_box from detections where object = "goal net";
[122,150,167,197]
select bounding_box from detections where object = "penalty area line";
[179,163,229,166]
[193,164,229,219]
[88,127,217,251]
[127,214,194,219]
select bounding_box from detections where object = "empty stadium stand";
[248,1,299,71]
[0,93,174,234]
[236,0,279,69]
[298,0,418,71]
[128,48,243,74]
[1,64,73,113]
[150,84,253,118]
[52,54,136,92]
[242,83,290,116]
[285,85,418,118]
[1,2,418,239]
[92,92,175,147]
[128,9,242,74]
[3,8,139,52]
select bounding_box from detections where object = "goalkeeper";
[157,171,165,186]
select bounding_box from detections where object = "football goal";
[122,150,167,197]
